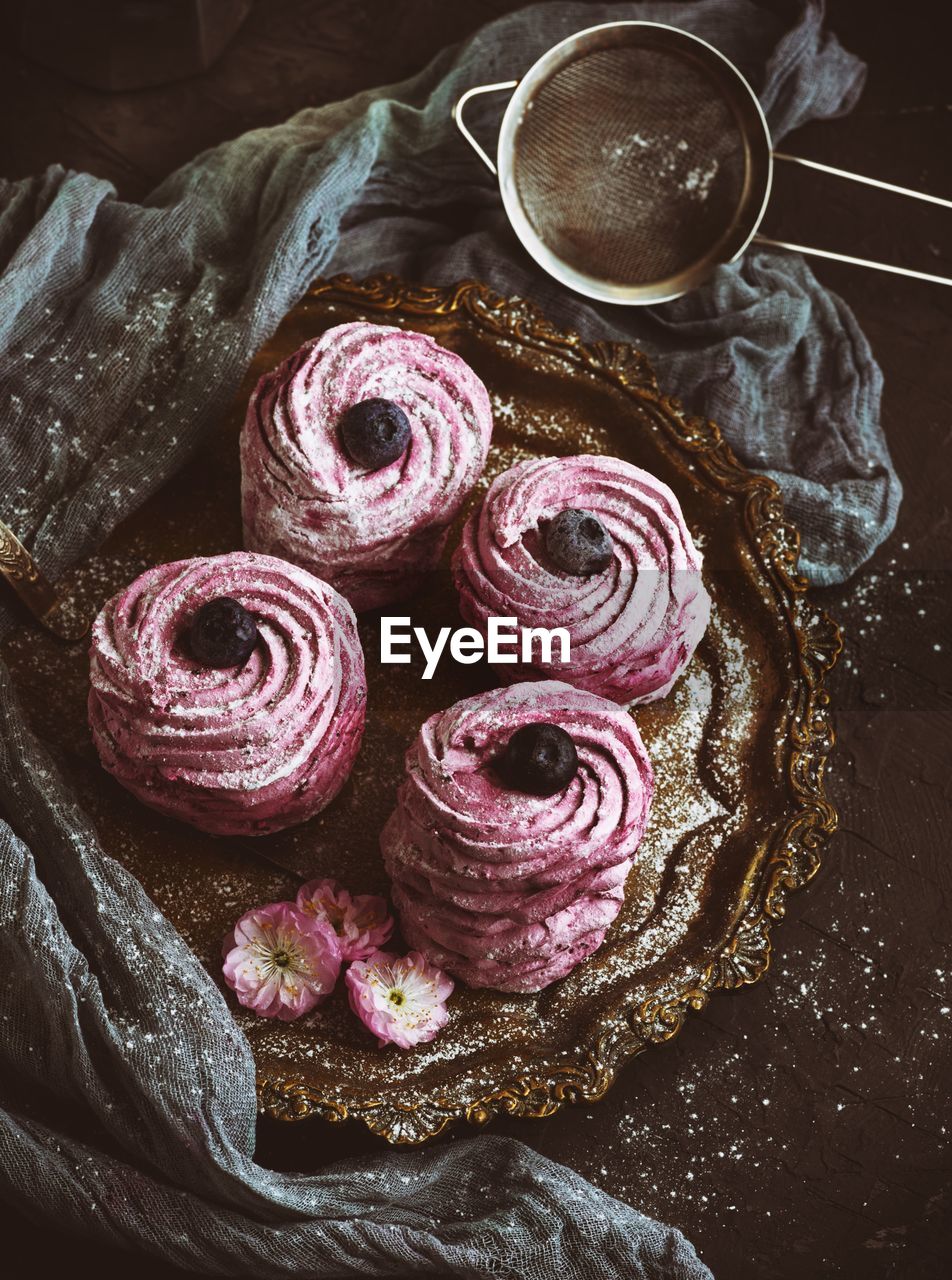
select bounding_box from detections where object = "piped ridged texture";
[241,321,493,611]
[88,551,366,836]
[381,681,654,993]
[452,454,712,705]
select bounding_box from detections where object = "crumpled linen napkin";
[0,2,896,1276]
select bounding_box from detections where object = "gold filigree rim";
[254,274,842,1144]
[0,519,89,641]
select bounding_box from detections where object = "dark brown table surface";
[1,2,949,1277]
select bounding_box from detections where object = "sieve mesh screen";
[512,45,749,287]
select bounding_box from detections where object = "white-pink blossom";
[345,950,453,1049]
[296,878,393,961]
[222,901,341,1021]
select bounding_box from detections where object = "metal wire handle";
[453,81,518,175]
[454,83,952,288]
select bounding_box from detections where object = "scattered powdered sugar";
[234,591,754,1080]
[241,321,492,611]
[601,131,719,202]
[1,316,775,1115]
[679,160,719,201]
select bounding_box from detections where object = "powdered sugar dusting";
[1,307,776,1117]
[241,322,492,611]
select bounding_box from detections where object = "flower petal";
[222,900,342,1020]
[345,949,453,1049]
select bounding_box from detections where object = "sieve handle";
[773,152,952,211]
[453,80,518,176]
[759,152,952,287]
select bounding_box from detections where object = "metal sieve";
[454,21,952,304]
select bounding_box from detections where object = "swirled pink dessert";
[452,454,711,705]
[88,552,366,836]
[241,321,492,612]
[381,681,653,993]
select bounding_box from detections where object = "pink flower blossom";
[345,950,454,1049]
[296,878,393,961]
[222,901,341,1021]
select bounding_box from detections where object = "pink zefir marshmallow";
[88,551,366,836]
[241,321,492,612]
[452,454,711,705]
[381,681,653,994]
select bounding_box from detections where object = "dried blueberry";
[189,597,258,669]
[339,397,411,470]
[496,722,579,797]
[543,508,613,576]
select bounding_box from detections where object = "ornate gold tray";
[2,275,840,1144]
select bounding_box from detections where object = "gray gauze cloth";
[0,2,894,1277]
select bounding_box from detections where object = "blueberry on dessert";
[339,398,411,471]
[496,722,579,797]
[544,508,613,576]
[189,597,258,669]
